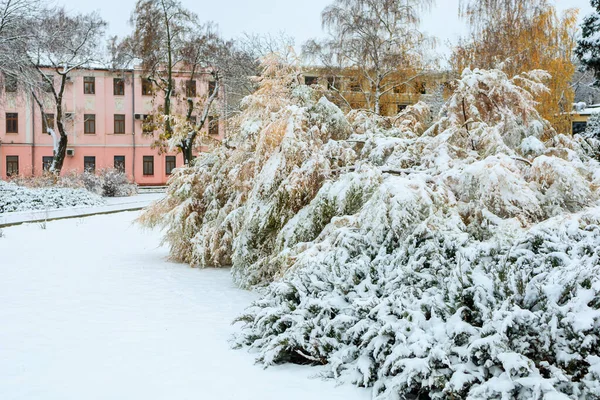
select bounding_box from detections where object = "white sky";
[62,0,594,51]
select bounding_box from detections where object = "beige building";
[301,67,451,116]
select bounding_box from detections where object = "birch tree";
[28,8,106,173]
[303,0,434,115]
[452,0,578,133]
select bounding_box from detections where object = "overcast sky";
[62,0,594,51]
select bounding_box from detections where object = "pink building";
[0,67,224,185]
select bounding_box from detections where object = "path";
[0,211,369,400]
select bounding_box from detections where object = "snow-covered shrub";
[0,180,104,213]
[98,169,138,197]
[584,112,600,139]
[7,169,137,197]
[144,65,600,399]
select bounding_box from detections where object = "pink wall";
[0,67,225,185]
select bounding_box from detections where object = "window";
[114,114,125,134]
[42,113,55,133]
[6,156,18,177]
[84,76,95,94]
[84,114,96,134]
[114,155,125,172]
[84,156,96,173]
[327,77,340,91]
[4,74,17,92]
[208,116,219,136]
[142,115,154,134]
[394,83,408,94]
[573,121,588,135]
[143,156,154,176]
[186,80,196,97]
[349,79,361,92]
[208,80,216,96]
[165,156,176,175]
[6,113,18,133]
[42,156,53,171]
[304,76,318,86]
[415,81,426,94]
[113,78,125,95]
[397,104,408,113]
[141,78,153,95]
[44,75,53,93]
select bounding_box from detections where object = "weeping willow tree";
[451,0,578,134]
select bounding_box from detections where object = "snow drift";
[141,63,600,399]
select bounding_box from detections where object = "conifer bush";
[141,65,600,399]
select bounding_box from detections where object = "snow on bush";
[10,169,137,197]
[142,65,600,399]
[0,180,104,213]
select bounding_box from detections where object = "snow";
[141,66,600,398]
[0,180,104,214]
[0,212,369,400]
[0,193,164,227]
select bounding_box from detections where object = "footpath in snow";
[0,193,164,227]
[0,211,369,400]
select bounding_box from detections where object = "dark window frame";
[165,155,176,175]
[42,113,55,133]
[4,74,17,92]
[141,78,153,96]
[42,156,53,171]
[6,112,18,133]
[114,114,126,134]
[84,156,96,173]
[113,78,125,96]
[304,76,318,86]
[186,80,196,97]
[83,76,95,95]
[6,155,18,177]
[208,116,219,136]
[208,80,216,96]
[114,155,125,172]
[44,75,53,93]
[143,155,154,176]
[84,114,96,134]
[573,121,588,135]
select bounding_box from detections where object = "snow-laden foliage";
[0,180,104,213]
[584,112,600,140]
[143,66,600,399]
[10,169,137,197]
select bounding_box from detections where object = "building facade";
[301,68,450,117]
[0,67,224,185]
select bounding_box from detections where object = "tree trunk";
[52,134,68,172]
[375,85,381,115]
[52,75,68,173]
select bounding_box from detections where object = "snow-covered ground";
[0,193,164,227]
[0,212,369,400]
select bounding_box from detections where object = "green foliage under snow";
[141,65,600,399]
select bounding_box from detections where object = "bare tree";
[304,0,434,115]
[125,0,195,146]
[27,8,106,173]
[0,0,47,94]
[123,0,258,165]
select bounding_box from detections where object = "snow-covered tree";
[27,8,107,173]
[584,112,600,139]
[303,0,435,115]
[576,0,600,86]
[141,65,600,399]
